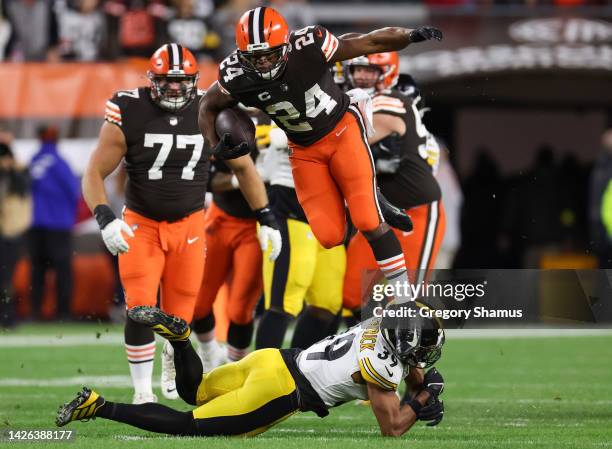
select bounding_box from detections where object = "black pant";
[28,228,73,319]
[0,236,22,326]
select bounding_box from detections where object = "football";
[214,106,256,150]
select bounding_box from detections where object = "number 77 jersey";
[105,87,210,222]
[296,318,406,408]
[218,25,350,146]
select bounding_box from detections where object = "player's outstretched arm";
[367,383,430,437]
[331,26,442,63]
[198,81,238,148]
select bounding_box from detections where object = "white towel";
[346,88,376,138]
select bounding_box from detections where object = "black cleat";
[56,387,105,427]
[128,306,191,342]
[377,190,413,232]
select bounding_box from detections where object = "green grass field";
[2,324,612,449]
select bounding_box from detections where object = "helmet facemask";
[237,44,289,81]
[347,58,382,95]
[148,73,199,112]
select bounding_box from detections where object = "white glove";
[101,219,134,256]
[258,225,282,261]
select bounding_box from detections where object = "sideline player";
[255,124,345,350]
[81,44,280,404]
[199,7,444,304]
[57,303,446,436]
[342,53,446,314]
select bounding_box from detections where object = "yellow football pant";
[263,218,346,317]
[192,349,299,436]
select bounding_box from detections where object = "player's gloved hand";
[94,204,134,256]
[212,133,250,160]
[423,367,445,399]
[377,189,413,232]
[255,206,282,261]
[409,26,443,43]
[417,396,444,427]
[375,157,400,174]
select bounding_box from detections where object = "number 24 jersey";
[218,25,350,147]
[297,318,406,408]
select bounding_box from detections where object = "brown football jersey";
[371,89,441,209]
[218,25,350,147]
[105,87,210,222]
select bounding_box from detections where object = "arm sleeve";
[358,356,399,391]
[314,25,339,62]
[105,94,124,128]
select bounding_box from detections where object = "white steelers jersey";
[296,318,406,408]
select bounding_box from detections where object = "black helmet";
[381,301,445,368]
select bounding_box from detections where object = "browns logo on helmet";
[147,43,199,112]
[347,51,400,94]
[234,7,290,80]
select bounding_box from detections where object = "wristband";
[254,206,277,228]
[93,204,116,230]
[404,398,423,415]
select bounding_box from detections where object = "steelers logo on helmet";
[147,43,199,112]
[235,7,290,81]
[380,301,445,369]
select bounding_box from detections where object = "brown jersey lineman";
[82,44,277,405]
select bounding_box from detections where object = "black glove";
[423,367,444,399]
[409,26,443,43]
[212,133,250,160]
[377,189,413,233]
[417,396,444,427]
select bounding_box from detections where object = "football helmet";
[235,7,289,80]
[147,43,199,112]
[381,301,445,369]
[347,52,400,93]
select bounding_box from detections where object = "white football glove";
[258,225,282,261]
[101,219,134,256]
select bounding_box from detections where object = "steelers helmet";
[381,301,445,369]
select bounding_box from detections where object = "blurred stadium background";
[0,0,611,446]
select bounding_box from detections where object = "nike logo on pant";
[187,237,199,244]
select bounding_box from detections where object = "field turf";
[1,323,612,449]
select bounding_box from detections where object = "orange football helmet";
[147,43,199,112]
[235,7,289,80]
[347,51,400,93]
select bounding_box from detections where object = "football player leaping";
[82,44,280,404]
[199,7,444,304]
[57,303,445,436]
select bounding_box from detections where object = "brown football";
[214,107,256,149]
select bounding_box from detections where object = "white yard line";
[0,375,158,388]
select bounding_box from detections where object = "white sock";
[125,342,155,395]
[227,344,248,362]
[377,254,412,304]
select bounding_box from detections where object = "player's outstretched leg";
[127,306,191,342]
[56,387,198,435]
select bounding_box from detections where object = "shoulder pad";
[372,94,407,115]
